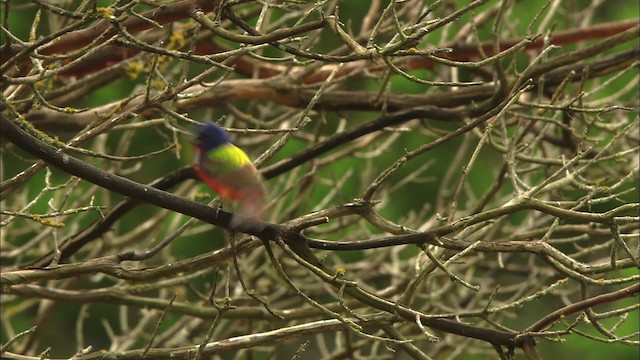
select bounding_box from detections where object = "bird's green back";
[205,143,253,174]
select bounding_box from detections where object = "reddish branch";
[51,18,638,83]
[306,19,639,84]
[59,0,207,54]
[21,0,219,57]
[7,5,632,81]
[22,46,638,135]
[438,19,638,62]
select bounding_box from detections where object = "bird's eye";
[197,132,212,141]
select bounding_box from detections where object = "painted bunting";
[192,123,266,229]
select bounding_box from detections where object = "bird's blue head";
[194,123,232,151]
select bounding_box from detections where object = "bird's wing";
[197,144,266,200]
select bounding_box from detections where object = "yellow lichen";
[193,192,210,201]
[167,32,186,51]
[40,218,65,228]
[151,79,165,90]
[96,7,115,19]
[126,61,144,79]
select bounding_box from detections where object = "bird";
[191,123,266,230]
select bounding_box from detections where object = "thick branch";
[525,282,640,332]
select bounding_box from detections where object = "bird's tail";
[230,196,265,232]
